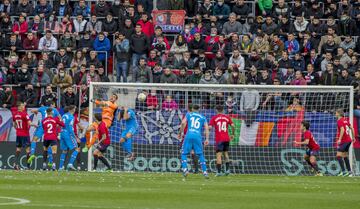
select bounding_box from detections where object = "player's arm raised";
[178,118,187,141]
[204,123,210,146]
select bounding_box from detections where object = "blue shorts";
[182,136,203,155]
[60,132,77,151]
[34,125,44,139]
[306,149,319,156]
[43,140,57,148]
[337,142,352,152]
[121,127,137,139]
[16,136,30,148]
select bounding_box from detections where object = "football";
[137,92,147,102]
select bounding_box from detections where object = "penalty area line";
[0,196,30,205]
[22,203,142,209]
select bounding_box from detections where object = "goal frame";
[88,82,355,174]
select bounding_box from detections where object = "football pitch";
[0,171,359,209]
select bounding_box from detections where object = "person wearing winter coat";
[102,13,118,36]
[12,15,28,40]
[170,35,188,61]
[15,0,34,16]
[52,68,72,92]
[228,48,245,74]
[136,13,154,38]
[251,33,269,55]
[38,30,58,51]
[93,32,111,62]
[114,33,130,83]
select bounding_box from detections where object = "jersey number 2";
[47,123,54,134]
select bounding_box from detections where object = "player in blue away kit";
[28,101,60,166]
[179,104,210,179]
[59,105,80,171]
[118,107,138,160]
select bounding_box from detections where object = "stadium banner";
[0,142,88,170]
[109,110,355,148]
[152,10,186,33]
[107,144,360,175]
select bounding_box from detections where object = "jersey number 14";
[217,121,227,132]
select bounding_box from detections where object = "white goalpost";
[88,82,359,176]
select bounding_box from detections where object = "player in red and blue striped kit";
[295,121,322,176]
[335,109,355,177]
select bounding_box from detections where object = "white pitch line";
[23,203,131,209]
[0,196,30,205]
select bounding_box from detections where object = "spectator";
[290,70,307,85]
[78,31,93,54]
[283,67,295,85]
[59,30,76,52]
[339,12,357,36]
[169,0,184,10]
[321,34,339,56]
[337,47,351,69]
[38,30,58,51]
[102,13,118,36]
[73,14,87,37]
[213,0,231,23]
[246,51,264,70]
[15,0,34,16]
[130,24,149,67]
[308,17,322,41]
[19,84,37,107]
[233,0,251,19]
[70,50,86,74]
[273,0,289,19]
[348,56,359,75]
[53,48,71,68]
[189,32,206,57]
[177,67,189,84]
[292,53,305,72]
[188,67,202,84]
[73,64,87,85]
[269,34,284,58]
[321,52,333,73]
[114,33,130,83]
[52,68,72,92]
[5,33,22,51]
[93,32,111,64]
[27,15,45,35]
[137,13,154,38]
[291,16,309,37]
[304,64,320,85]
[246,66,260,84]
[337,0,353,18]
[94,0,109,17]
[170,35,188,62]
[211,51,228,72]
[34,0,53,19]
[333,56,345,74]
[278,16,291,37]
[44,14,60,34]
[258,69,273,85]
[147,50,161,70]
[228,48,245,73]
[200,70,217,84]
[240,86,260,127]
[98,66,109,82]
[111,0,127,21]
[81,64,101,85]
[0,14,12,35]
[58,15,73,34]
[14,63,32,87]
[184,0,198,17]
[318,27,341,53]
[87,51,101,68]
[151,62,163,83]
[23,32,39,50]
[0,0,14,15]
[146,90,159,110]
[132,58,153,83]
[258,0,272,16]
[12,15,28,40]
[291,0,305,17]
[337,69,353,86]
[41,52,55,69]
[156,0,169,10]
[222,13,243,36]
[61,86,77,108]
[340,36,356,51]
[162,95,178,111]
[261,16,277,36]
[73,0,90,17]
[227,67,245,84]
[321,63,338,85]
[305,2,323,19]
[21,51,38,70]
[213,67,227,84]
[39,84,57,106]
[31,65,51,90]
[160,67,178,84]
[121,18,135,40]
[53,0,72,17]
[198,0,213,18]
[176,51,195,70]
[285,33,299,58]
[86,14,102,36]
[306,49,321,71]
[240,34,252,54]
[251,33,269,55]
[0,87,14,108]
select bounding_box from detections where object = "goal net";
[88,83,359,176]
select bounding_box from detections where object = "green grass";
[0,170,359,209]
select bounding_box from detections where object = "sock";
[344,157,351,172]
[59,153,66,169]
[98,156,111,169]
[69,150,78,166]
[94,155,99,170]
[337,156,346,172]
[181,154,188,171]
[15,150,21,165]
[305,159,312,167]
[52,153,57,165]
[192,153,199,172]
[198,154,207,172]
[311,162,319,172]
[216,163,221,173]
[26,152,30,168]
[43,150,48,164]
[48,148,53,164]
[76,151,81,166]
[225,162,230,172]
[30,142,36,155]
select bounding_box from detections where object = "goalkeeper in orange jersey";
[83,94,118,152]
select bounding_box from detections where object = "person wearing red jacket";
[22,32,39,50]
[12,15,28,40]
[136,13,154,38]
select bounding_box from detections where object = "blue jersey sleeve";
[53,108,60,118]
[63,114,76,138]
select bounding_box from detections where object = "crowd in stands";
[0,0,359,112]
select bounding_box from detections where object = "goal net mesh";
[88,83,358,176]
